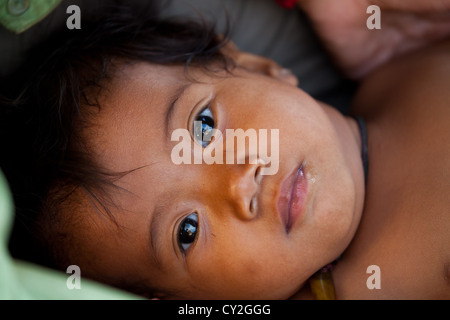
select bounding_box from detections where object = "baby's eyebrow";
[149,204,166,270]
[165,83,192,139]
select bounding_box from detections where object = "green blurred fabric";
[0,169,141,299]
[0,0,62,33]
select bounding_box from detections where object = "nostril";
[254,164,263,184]
[249,196,257,214]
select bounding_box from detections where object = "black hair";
[0,0,231,293]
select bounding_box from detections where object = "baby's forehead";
[94,63,186,122]
[111,62,188,91]
[85,61,238,170]
[82,63,201,173]
[109,60,234,93]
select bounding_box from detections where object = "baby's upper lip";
[277,164,303,232]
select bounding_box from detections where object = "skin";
[61,40,450,300]
[65,55,365,299]
[296,0,450,79]
[335,39,450,299]
[295,39,450,299]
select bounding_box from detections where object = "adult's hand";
[297,0,450,79]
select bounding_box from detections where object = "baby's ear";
[222,41,299,87]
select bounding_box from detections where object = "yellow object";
[309,269,336,300]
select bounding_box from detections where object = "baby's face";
[72,62,363,299]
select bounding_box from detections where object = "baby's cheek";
[223,251,299,299]
[237,257,302,299]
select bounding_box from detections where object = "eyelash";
[177,213,199,253]
[193,105,216,148]
[175,103,214,255]
[177,102,215,253]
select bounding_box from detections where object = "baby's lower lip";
[277,164,308,233]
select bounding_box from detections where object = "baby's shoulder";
[340,40,450,298]
[352,38,450,123]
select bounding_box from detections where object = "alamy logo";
[366,265,381,290]
[366,5,381,30]
[171,122,279,175]
[66,265,81,290]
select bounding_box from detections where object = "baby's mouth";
[277,164,308,233]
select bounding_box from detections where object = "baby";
[1,1,449,299]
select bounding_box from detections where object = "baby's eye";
[178,213,198,252]
[194,106,215,147]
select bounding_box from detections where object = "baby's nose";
[226,161,264,221]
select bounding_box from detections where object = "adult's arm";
[296,0,450,79]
